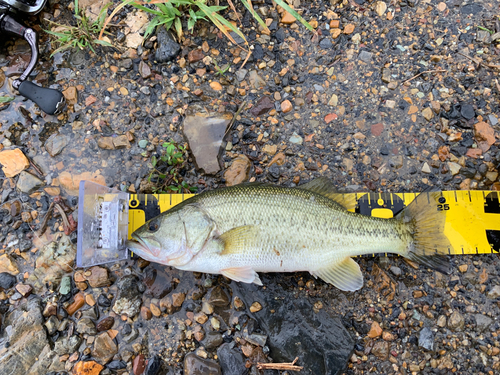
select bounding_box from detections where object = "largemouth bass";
[126,178,452,291]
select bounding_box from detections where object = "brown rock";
[188,49,204,63]
[371,123,384,136]
[422,107,434,121]
[431,100,441,113]
[367,321,383,338]
[474,121,496,152]
[85,95,97,106]
[344,24,355,34]
[382,331,395,341]
[250,96,274,116]
[262,145,277,156]
[210,82,223,91]
[193,89,203,96]
[269,152,285,167]
[73,361,103,375]
[92,332,118,364]
[44,187,61,196]
[466,148,482,159]
[96,317,115,332]
[172,292,186,307]
[63,86,78,105]
[194,312,208,324]
[331,28,341,38]
[87,266,110,288]
[139,61,152,79]
[0,149,30,177]
[97,137,115,150]
[0,254,19,274]
[113,135,131,149]
[86,294,96,306]
[21,211,32,223]
[141,306,152,320]
[15,283,32,297]
[224,155,251,186]
[66,293,85,316]
[59,171,106,196]
[281,11,296,24]
[133,354,146,375]
[330,20,340,28]
[150,303,161,317]
[324,113,338,124]
[281,100,293,113]
[371,341,389,360]
[479,269,488,284]
[413,290,424,298]
[250,302,262,313]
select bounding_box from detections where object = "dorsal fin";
[298,177,357,211]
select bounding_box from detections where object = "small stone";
[16,171,43,194]
[59,276,72,295]
[289,133,303,145]
[458,264,468,273]
[281,11,296,24]
[188,49,204,63]
[76,317,97,335]
[249,302,262,313]
[224,155,251,186]
[422,107,434,121]
[419,327,434,351]
[475,314,493,332]
[45,133,69,156]
[448,311,464,331]
[133,354,146,375]
[15,283,32,297]
[139,61,152,79]
[149,303,161,318]
[358,51,372,63]
[92,332,118,364]
[87,266,110,288]
[389,266,401,276]
[97,137,115,150]
[324,113,338,123]
[437,2,446,11]
[0,149,30,177]
[437,315,447,328]
[344,24,355,34]
[371,341,389,359]
[281,100,293,113]
[374,1,387,16]
[113,135,131,149]
[262,145,277,155]
[172,292,186,307]
[73,361,103,375]
[367,321,383,338]
[0,272,16,289]
[474,121,495,152]
[487,285,500,299]
[382,331,395,341]
[96,317,115,332]
[448,162,461,175]
[184,353,221,375]
[328,94,338,106]
[141,306,152,320]
[210,81,223,91]
[421,162,431,174]
[248,71,266,89]
[155,26,181,62]
[461,103,475,120]
[250,96,274,116]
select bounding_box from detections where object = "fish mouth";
[126,235,161,257]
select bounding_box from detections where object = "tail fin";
[396,192,452,274]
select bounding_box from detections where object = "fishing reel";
[0,0,65,115]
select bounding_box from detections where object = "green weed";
[0,96,14,103]
[148,141,198,193]
[214,60,230,76]
[45,0,113,56]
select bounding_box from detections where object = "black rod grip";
[18,81,65,115]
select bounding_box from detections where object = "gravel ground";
[0,0,500,374]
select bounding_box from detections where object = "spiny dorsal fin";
[220,266,262,285]
[298,177,357,211]
[311,257,364,291]
[218,225,259,255]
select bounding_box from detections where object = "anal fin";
[311,257,363,291]
[221,266,263,286]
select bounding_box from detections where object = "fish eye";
[148,219,159,233]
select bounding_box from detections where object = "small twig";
[495,79,500,93]
[457,51,500,69]
[457,51,482,65]
[227,0,241,25]
[37,202,55,236]
[402,69,447,84]
[224,100,248,140]
[239,49,252,70]
[257,357,303,371]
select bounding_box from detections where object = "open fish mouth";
[126,236,161,257]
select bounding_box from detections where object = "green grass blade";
[273,0,313,31]
[197,2,247,45]
[0,96,14,103]
[130,2,165,16]
[241,0,269,33]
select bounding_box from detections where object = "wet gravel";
[1,0,500,374]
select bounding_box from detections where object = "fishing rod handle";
[17,80,66,115]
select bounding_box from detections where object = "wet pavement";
[1,0,500,374]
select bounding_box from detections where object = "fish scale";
[127,179,452,291]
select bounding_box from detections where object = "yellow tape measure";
[127,191,500,255]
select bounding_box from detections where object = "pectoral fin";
[311,257,363,291]
[218,225,259,255]
[221,266,263,285]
